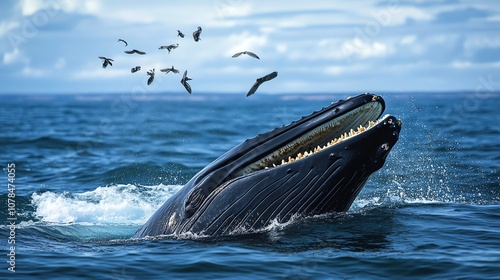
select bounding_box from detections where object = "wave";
[30,184,181,225]
[1,173,497,242]
[0,184,182,241]
[3,180,495,230]
[2,135,107,150]
[100,162,195,186]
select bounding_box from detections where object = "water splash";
[31,184,181,225]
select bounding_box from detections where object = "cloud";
[22,66,48,77]
[213,0,253,19]
[434,7,491,23]
[18,56,71,77]
[3,48,27,65]
[339,38,392,59]
[324,66,344,75]
[224,31,268,56]
[0,20,20,37]
[21,0,45,16]
[324,64,369,76]
[0,1,499,94]
[21,0,101,16]
[400,35,417,45]
[73,68,131,79]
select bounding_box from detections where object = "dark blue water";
[0,92,499,279]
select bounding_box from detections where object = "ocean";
[0,92,499,279]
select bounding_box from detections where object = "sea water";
[0,92,499,279]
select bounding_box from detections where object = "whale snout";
[371,115,402,166]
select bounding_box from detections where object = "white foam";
[31,184,182,225]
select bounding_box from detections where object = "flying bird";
[159,44,179,53]
[232,51,260,60]
[98,56,114,68]
[131,66,141,73]
[177,30,185,38]
[180,70,192,94]
[124,49,146,55]
[160,65,179,74]
[118,39,128,46]
[192,26,202,42]
[147,69,155,85]
[247,71,278,97]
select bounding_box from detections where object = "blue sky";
[1,0,499,94]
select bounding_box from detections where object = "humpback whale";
[134,93,401,238]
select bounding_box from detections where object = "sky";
[0,0,499,95]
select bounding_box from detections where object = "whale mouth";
[134,93,402,238]
[235,99,386,177]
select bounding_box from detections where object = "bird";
[147,69,155,85]
[177,30,185,38]
[158,44,179,53]
[180,70,192,94]
[124,49,146,55]
[247,71,278,97]
[232,51,260,60]
[98,56,114,68]
[131,66,141,73]
[160,65,179,74]
[118,38,128,46]
[193,26,202,42]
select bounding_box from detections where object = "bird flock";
[99,26,278,96]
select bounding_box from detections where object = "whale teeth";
[270,118,381,168]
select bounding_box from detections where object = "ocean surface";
[0,92,499,279]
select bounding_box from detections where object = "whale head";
[134,93,402,238]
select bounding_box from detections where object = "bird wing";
[181,71,192,93]
[193,31,201,42]
[124,50,134,54]
[147,75,154,85]
[246,51,260,59]
[182,81,192,94]
[108,60,113,66]
[247,72,277,96]
[261,71,278,82]
[159,46,167,49]
[118,39,128,46]
[98,56,106,60]
[247,80,262,97]
[232,52,243,58]
[160,68,171,73]
[171,68,179,74]
[135,49,146,55]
